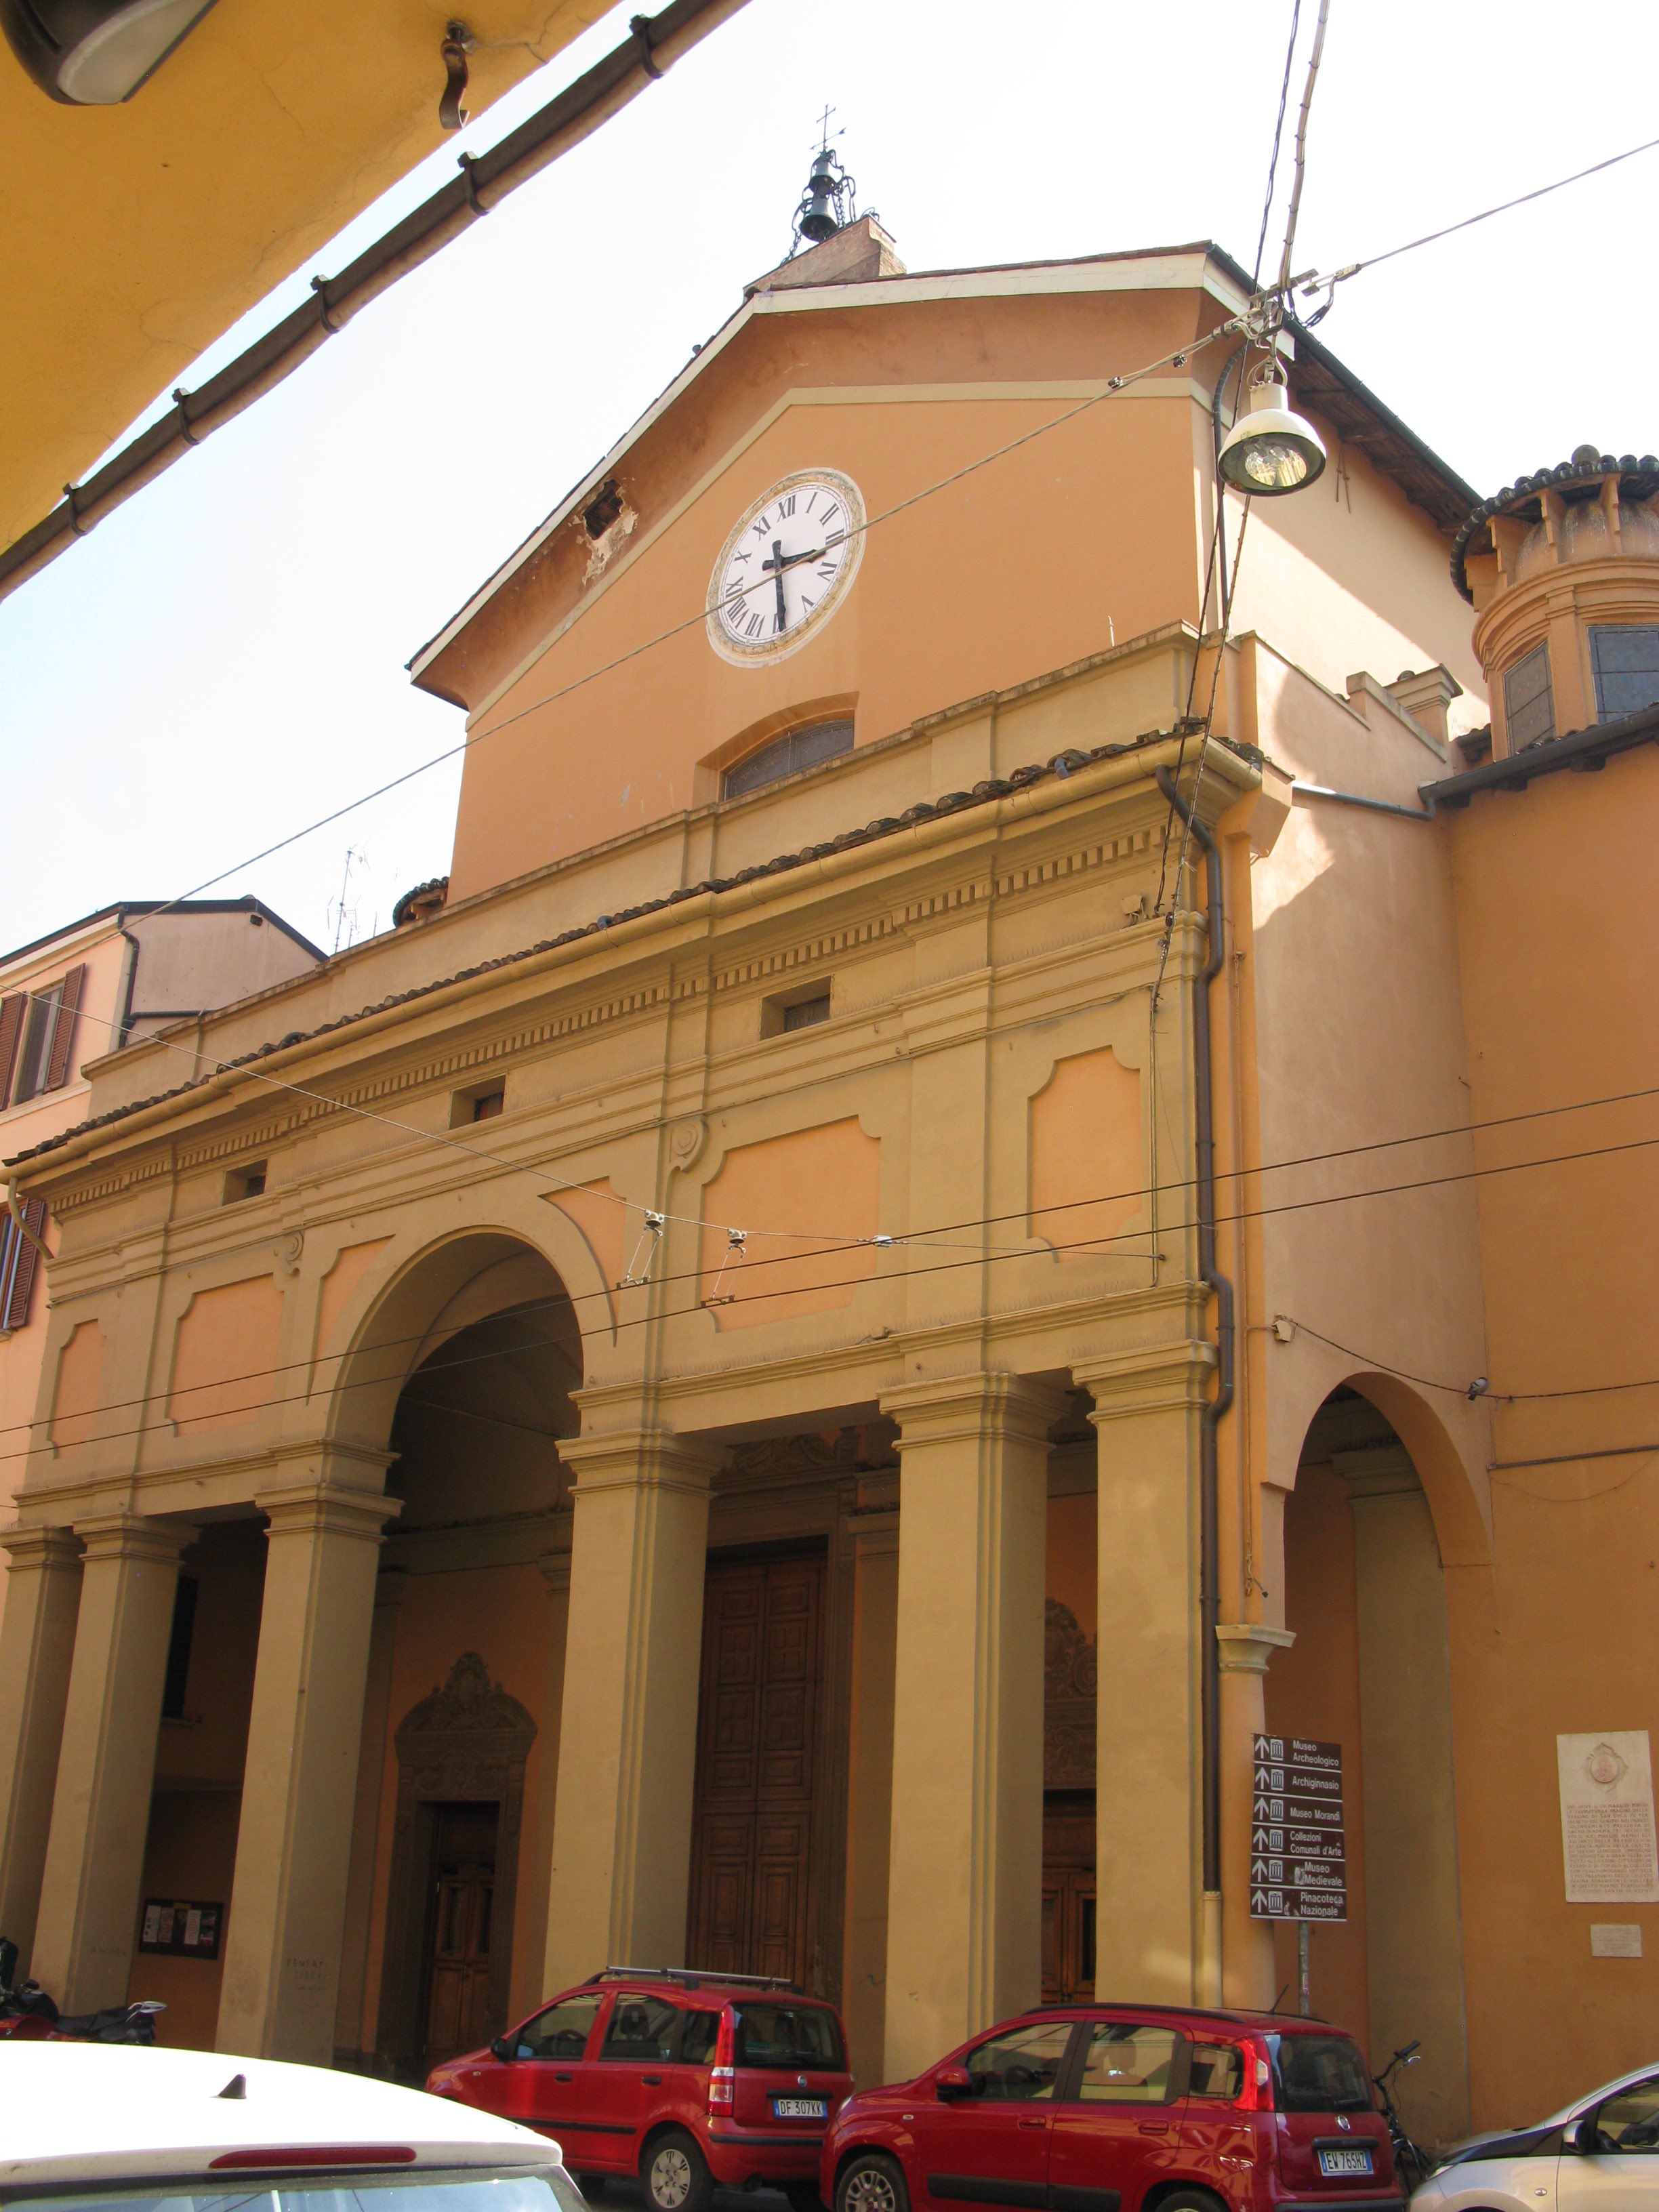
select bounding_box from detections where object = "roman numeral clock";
[706,469,865,664]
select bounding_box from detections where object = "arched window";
[722,718,853,800]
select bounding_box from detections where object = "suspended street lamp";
[1217,369,1327,496]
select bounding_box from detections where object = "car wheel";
[640,2131,714,2212]
[1151,2194,1227,2212]
[836,2153,909,2212]
[783,2186,824,2212]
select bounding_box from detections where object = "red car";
[821,2005,1400,2212]
[427,1968,853,2212]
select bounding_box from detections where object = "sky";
[4,0,1658,956]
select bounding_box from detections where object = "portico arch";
[1266,1380,1473,2148]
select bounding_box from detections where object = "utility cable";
[1252,0,1303,287]
[7,1107,1659,1462]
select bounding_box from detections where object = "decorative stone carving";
[1045,1599,1097,1790]
[726,1424,898,1481]
[668,1116,707,1171]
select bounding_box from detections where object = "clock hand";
[764,538,789,631]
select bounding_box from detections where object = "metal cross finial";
[815,103,836,152]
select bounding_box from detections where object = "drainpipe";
[1154,766,1233,1911]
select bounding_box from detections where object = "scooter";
[0,1935,166,2043]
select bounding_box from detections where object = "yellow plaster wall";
[49,1321,106,1449]
[1028,1045,1142,1259]
[315,1239,394,1356]
[2,0,615,540]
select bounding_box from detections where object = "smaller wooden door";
[424,1801,499,2068]
[1042,1798,1096,2005]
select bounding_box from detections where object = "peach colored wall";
[697,1119,880,1328]
[1434,745,1659,2118]
[169,1275,283,1432]
[315,1237,393,1354]
[1263,1467,1371,2048]
[49,1320,105,1448]
[1046,1491,1097,1640]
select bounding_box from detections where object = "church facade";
[2,221,1656,2150]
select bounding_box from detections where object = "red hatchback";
[428,1969,853,2212]
[821,2006,1400,2212]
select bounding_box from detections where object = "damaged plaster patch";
[577,496,638,585]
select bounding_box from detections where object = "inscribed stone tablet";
[1558,1732,1659,1904]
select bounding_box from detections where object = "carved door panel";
[1042,1801,1096,2005]
[424,1800,499,2068]
[689,1555,823,1989]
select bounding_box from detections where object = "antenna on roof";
[790,108,870,257]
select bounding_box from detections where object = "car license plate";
[1317,2148,1374,2178]
[773,2097,827,2121]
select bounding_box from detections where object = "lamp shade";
[1218,378,1328,497]
[2,0,217,103]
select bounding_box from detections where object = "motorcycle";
[0,1934,166,2044]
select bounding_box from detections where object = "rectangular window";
[1189,2041,1245,2100]
[782,994,831,1032]
[680,2007,720,2066]
[1268,2032,1374,2112]
[1503,642,1555,751]
[472,1088,505,1120]
[1590,626,1659,722]
[600,1993,680,2061]
[722,718,854,800]
[733,2002,845,2070]
[1073,2022,1181,2103]
[0,1198,47,1334]
[223,1164,267,1203]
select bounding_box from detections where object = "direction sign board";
[1248,1734,1347,1923]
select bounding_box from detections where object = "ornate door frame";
[374,1652,535,2074]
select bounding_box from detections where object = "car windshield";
[6,2169,587,2212]
[1269,2034,1374,2112]
[731,2003,843,2070]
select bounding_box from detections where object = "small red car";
[427,1968,853,2212]
[821,2005,1400,2212]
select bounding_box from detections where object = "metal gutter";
[1292,781,1435,821]
[0,0,753,607]
[1420,700,1659,806]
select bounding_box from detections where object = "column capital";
[880,1370,1069,1450]
[1073,1339,1216,1422]
[558,1428,724,1498]
[253,1482,401,1544]
[1215,1622,1296,1675]
[70,1512,194,1568]
[0,1523,81,1573]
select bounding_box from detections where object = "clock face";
[706,470,865,664]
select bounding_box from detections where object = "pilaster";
[880,1370,1065,2083]
[543,1428,722,1993]
[1216,1620,1295,2008]
[0,1527,83,1967]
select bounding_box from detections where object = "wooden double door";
[1042,1796,1097,2005]
[687,1551,824,1988]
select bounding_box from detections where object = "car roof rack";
[584,1965,801,1993]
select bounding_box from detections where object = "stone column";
[0,1527,83,1969]
[33,1513,190,2011]
[517,1538,571,2020]
[543,1430,720,1992]
[216,1479,397,2062]
[880,1372,1063,2085]
[1076,1339,1213,2004]
[1215,1620,1295,2009]
[331,1567,407,2066]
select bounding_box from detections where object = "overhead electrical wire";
[5,1100,1657,1465]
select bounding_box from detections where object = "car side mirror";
[1573,2116,1603,2155]
[937,2066,973,2102]
[490,2038,514,2062]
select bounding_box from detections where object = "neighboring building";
[0,899,323,1632]
[1,0,738,552]
[0,219,1653,2152]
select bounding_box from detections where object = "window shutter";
[0,1198,47,1333]
[0,993,23,1109]
[43,964,85,1092]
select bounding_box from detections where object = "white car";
[1413,2062,1659,2212]
[0,2041,590,2212]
